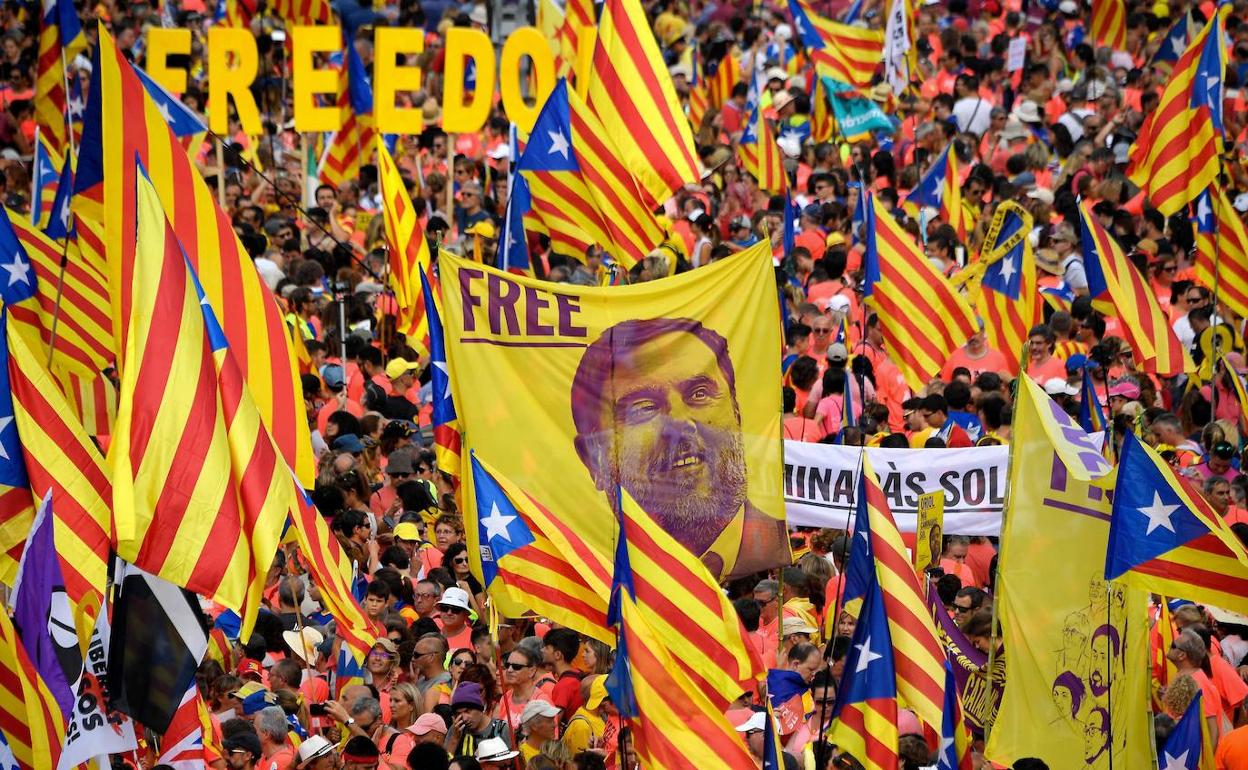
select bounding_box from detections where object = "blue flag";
[1158,691,1205,770]
[44,157,75,240]
[517,80,580,174]
[470,453,537,587]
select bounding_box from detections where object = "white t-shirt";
[953,97,993,136]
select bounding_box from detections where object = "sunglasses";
[453,557,469,564]
[389,472,411,479]
[503,662,530,671]
[438,605,468,614]
[953,605,974,614]
[451,658,472,666]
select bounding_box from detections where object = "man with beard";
[571,317,787,578]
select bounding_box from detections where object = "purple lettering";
[459,268,484,333]
[488,273,521,335]
[556,294,587,337]
[524,286,554,336]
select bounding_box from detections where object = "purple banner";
[927,585,1003,734]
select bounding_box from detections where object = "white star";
[0,416,13,461]
[547,129,570,160]
[854,636,883,672]
[1,254,30,287]
[159,100,173,124]
[998,256,1016,283]
[780,128,802,143]
[1197,194,1212,227]
[794,15,804,35]
[931,182,944,205]
[57,197,70,229]
[481,501,517,542]
[1161,750,1189,770]
[1170,32,1186,53]
[433,360,452,400]
[1137,492,1180,536]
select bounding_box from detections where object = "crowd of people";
[8,0,1248,767]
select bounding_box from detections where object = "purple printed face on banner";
[1044,396,1113,480]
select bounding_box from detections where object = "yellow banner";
[913,490,943,575]
[440,242,789,579]
[985,377,1151,768]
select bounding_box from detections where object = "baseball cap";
[332,434,365,454]
[236,658,264,680]
[1065,353,1090,373]
[393,521,422,542]
[223,732,262,760]
[381,420,417,440]
[1108,381,1141,400]
[373,637,399,655]
[296,736,334,769]
[230,681,276,715]
[734,710,767,733]
[826,342,849,363]
[1235,193,1248,214]
[385,358,418,380]
[585,675,609,709]
[519,699,561,725]
[1043,378,1077,397]
[408,713,449,736]
[1213,441,1237,460]
[438,586,472,612]
[322,364,345,390]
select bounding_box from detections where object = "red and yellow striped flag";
[4,209,113,379]
[557,0,596,85]
[377,140,433,362]
[811,76,834,143]
[0,605,66,770]
[1193,188,1248,320]
[1079,200,1192,375]
[788,0,883,89]
[8,317,113,649]
[737,105,787,195]
[34,0,86,160]
[862,195,977,389]
[860,454,947,732]
[80,24,314,485]
[587,0,701,209]
[1090,0,1127,51]
[1127,7,1224,215]
[687,48,709,131]
[320,51,375,190]
[268,0,331,25]
[706,52,740,111]
[110,169,291,639]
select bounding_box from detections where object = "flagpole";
[46,47,80,366]
[983,340,1029,742]
[447,133,456,242]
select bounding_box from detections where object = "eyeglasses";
[812,328,832,336]
[415,591,438,599]
[369,649,396,659]
[451,658,472,666]
[503,661,530,671]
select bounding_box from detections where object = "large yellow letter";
[207,27,262,135]
[146,28,191,95]
[374,28,425,134]
[443,27,494,134]
[292,25,342,133]
[498,27,554,133]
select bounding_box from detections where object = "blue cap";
[214,610,242,640]
[333,434,365,453]
[1065,353,1088,373]
[322,364,345,390]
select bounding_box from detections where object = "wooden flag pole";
[216,141,227,208]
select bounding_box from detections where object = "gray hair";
[754,579,779,598]
[350,696,383,723]
[255,706,289,742]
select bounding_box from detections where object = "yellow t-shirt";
[561,708,604,756]
[520,742,542,763]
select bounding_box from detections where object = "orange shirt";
[317,398,365,436]
[784,415,826,442]
[1027,355,1067,383]
[1216,725,1248,770]
[940,346,1011,381]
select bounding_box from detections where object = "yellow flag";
[442,242,789,580]
[985,376,1151,769]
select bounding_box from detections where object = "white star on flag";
[159,100,174,124]
[1137,492,1179,536]
[1197,194,1212,228]
[547,129,571,160]
[1,254,30,287]
[997,256,1016,283]
[930,181,943,205]
[1160,750,1189,770]
[0,416,14,461]
[481,502,517,542]
[854,636,883,673]
[433,360,452,400]
[1169,32,1186,53]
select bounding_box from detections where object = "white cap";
[469,5,488,26]
[487,144,511,160]
[519,699,561,725]
[1043,378,1078,397]
[1058,0,1077,12]
[282,627,325,664]
[1026,187,1055,206]
[775,23,793,41]
[765,66,789,83]
[297,736,334,768]
[1234,193,1248,214]
[438,586,472,611]
[734,711,768,733]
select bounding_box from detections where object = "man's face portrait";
[572,319,748,556]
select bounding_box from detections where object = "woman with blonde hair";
[390,681,422,730]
